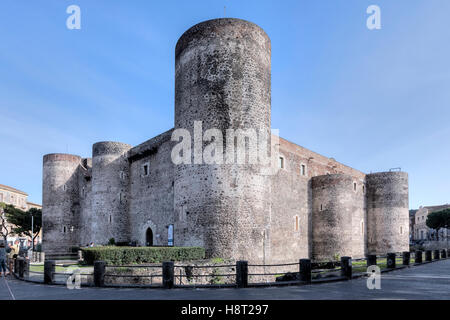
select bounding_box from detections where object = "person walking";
[0,242,11,277]
[8,242,18,273]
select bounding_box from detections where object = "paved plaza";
[0,259,449,300]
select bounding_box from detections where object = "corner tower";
[91,141,132,245]
[42,153,81,255]
[311,174,354,261]
[366,171,409,254]
[173,18,272,261]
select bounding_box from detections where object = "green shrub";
[81,246,205,265]
[108,238,116,246]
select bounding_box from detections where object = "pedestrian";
[7,242,18,273]
[0,242,11,277]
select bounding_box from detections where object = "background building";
[0,183,42,245]
[413,204,450,242]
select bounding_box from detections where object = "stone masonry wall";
[128,130,175,246]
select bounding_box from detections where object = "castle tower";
[173,18,272,261]
[311,174,354,261]
[91,141,132,245]
[42,153,81,254]
[366,171,409,254]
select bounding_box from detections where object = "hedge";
[81,246,205,265]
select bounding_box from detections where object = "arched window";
[146,228,153,246]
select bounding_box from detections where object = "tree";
[0,202,10,243]
[426,209,450,241]
[3,204,42,248]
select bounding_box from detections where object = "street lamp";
[31,211,34,252]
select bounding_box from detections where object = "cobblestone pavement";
[1,259,449,300]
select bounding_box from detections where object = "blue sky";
[0,0,449,209]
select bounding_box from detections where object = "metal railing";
[10,247,450,289]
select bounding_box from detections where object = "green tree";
[0,202,11,243]
[3,204,42,248]
[426,209,450,240]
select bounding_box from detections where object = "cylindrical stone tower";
[91,141,132,245]
[42,153,81,254]
[366,172,409,254]
[311,174,354,261]
[173,18,272,262]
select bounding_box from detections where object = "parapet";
[43,153,81,164]
[175,18,270,60]
[92,141,132,157]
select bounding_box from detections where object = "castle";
[42,18,409,263]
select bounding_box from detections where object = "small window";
[63,184,66,191]
[63,226,66,233]
[109,215,112,224]
[353,182,357,191]
[362,185,365,193]
[119,192,123,204]
[400,226,403,235]
[294,216,299,232]
[300,164,306,176]
[119,171,125,179]
[320,204,323,211]
[142,162,149,176]
[361,221,364,235]
[278,156,284,169]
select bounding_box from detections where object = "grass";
[351,257,416,273]
[29,263,93,274]
[210,257,225,264]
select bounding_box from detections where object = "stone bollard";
[44,260,55,284]
[340,257,352,280]
[18,258,25,278]
[387,253,396,269]
[162,261,174,289]
[299,259,311,284]
[425,250,432,262]
[236,260,248,288]
[367,255,377,267]
[24,259,30,277]
[402,252,410,266]
[415,250,423,264]
[433,250,440,260]
[441,249,447,259]
[93,261,106,287]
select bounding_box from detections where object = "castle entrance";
[146,228,153,246]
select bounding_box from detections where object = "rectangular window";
[142,162,149,176]
[278,157,284,169]
[301,164,306,176]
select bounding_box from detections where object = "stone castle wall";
[41,18,409,262]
